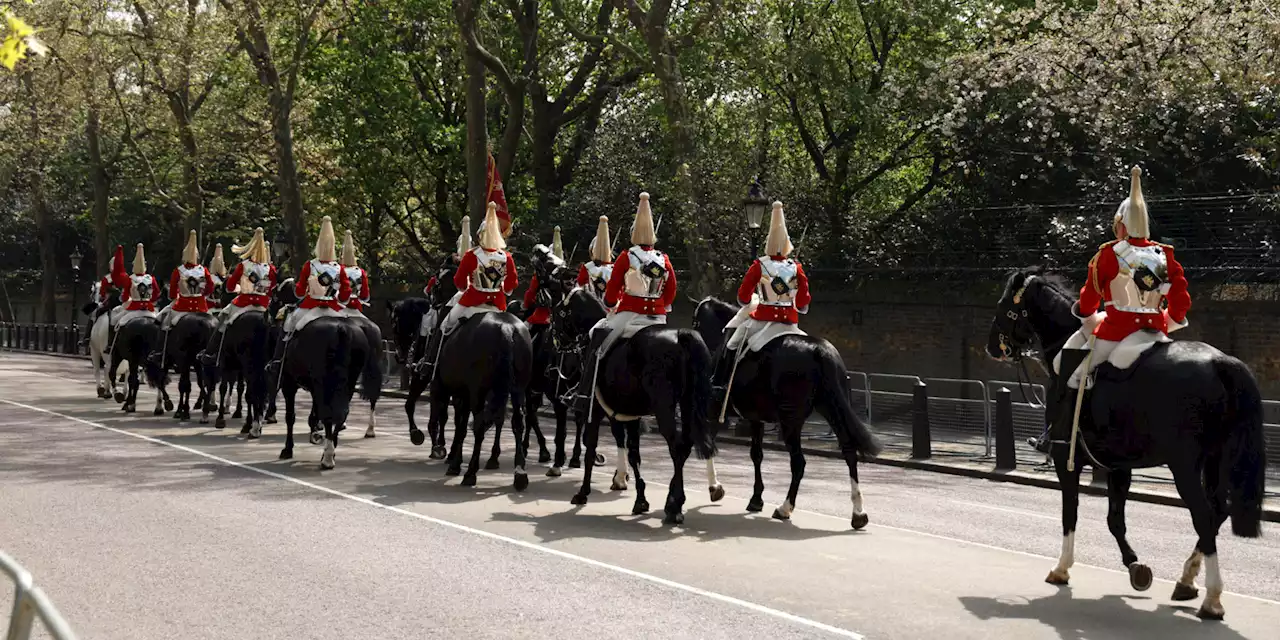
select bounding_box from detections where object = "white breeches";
[724,317,806,355]
[160,308,207,330]
[590,310,665,357]
[441,302,497,335]
[219,304,267,331]
[285,306,342,335]
[1061,332,1119,390]
[112,308,156,328]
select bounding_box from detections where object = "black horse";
[693,297,882,529]
[987,267,1265,620]
[269,282,382,470]
[200,308,272,437]
[553,287,717,525]
[151,313,217,421]
[426,300,534,488]
[110,315,170,414]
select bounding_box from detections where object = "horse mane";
[394,297,432,317]
[1005,266,1074,303]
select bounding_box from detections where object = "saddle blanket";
[441,302,498,335]
[339,306,366,319]
[220,303,267,328]
[286,306,343,333]
[159,308,209,330]
[593,310,666,357]
[724,295,805,359]
[1053,324,1173,380]
[111,307,156,328]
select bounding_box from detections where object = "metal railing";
[0,323,85,356]
[1,550,78,640]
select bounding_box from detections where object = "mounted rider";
[268,216,351,370]
[109,243,161,340]
[198,227,276,367]
[574,192,676,417]
[416,202,518,382]
[82,244,126,348]
[155,231,215,329]
[710,201,811,414]
[207,244,228,309]
[339,230,372,318]
[524,226,564,329]
[576,216,614,304]
[1042,166,1191,451]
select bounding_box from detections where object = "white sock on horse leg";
[850,478,864,516]
[1204,553,1222,595]
[705,458,720,488]
[1179,549,1203,586]
[1055,532,1076,572]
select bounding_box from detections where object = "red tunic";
[423,275,438,297]
[523,275,551,325]
[96,275,116,304]
[603,247,677,316]
[1078,238,1191,342]
[168,264,214,313]
[344,266,372,311]
[576,264,590,287]
[454,249,518,310]
[225,262,277,308]
[112,272,160,311]
[736,256,811,324]
[294,260,351,312]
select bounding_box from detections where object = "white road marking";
[0,398,865,640]
[4,358,1279,608]
[950,500,1058,521]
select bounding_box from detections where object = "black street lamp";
[271,230,292,273]
[69,249,82,352]
[742,179,769,258]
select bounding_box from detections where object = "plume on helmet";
[630,192,656,246]
[763,201,793,257]
[590,216,612,262]
[315,216,337,262]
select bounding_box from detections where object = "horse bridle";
[992,276,1049,407]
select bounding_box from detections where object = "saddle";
[1095,340,1172,384]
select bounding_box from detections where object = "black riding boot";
[573,329,610,416]
[266,331,291,379]
[709,343,737,420]
[197,327,224,367]
[414,328,445,381]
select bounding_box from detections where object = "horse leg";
[533,420,550,464]
[571,410,604,505]
[445,397,469,476]
[625,420,649,515]
[320,419,337,470]
[1103,469,1151,591]
[175,367,191,421]
[233,378,244,419]
[569,408,584,468]
[485,415,502,470]
[547,399,568,476]
[1169,460,1226,620]
[110,351,125,403]
[773,430,806,522]
[746,421,767,512]
[124,364,140,413]
[511,392,529,492]
[661,425,693,526]
[279,380,297,460]
[1046,452,1084,585]
[610,418,629,491]
[307,407,322,445]
[405,371,428,444]
[462,410,488,487]
[705,454,724,503]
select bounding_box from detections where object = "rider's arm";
[337,267,352,303]
[794,262,811,314]
[203,267,215,296]
[225,263,244,294]
[603,252,629,308]
[660,254,677,313]
[503,253,518,295]
[294,261,311,298]
[454,251,477,290]
[359,270,371,303]
[149,275,162,302]
[1163,246,1190,323]
[576,264,589,287]
[423,276,436,296]
[1077,246,1117,317]
[737,259,761,306]
[168,269,181,300]
[523,275,539,309]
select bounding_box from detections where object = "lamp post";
[69,249,82,353]
[271,231,292,276]
[742,179,769,259]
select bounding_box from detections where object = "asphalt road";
[1,352,1277,639]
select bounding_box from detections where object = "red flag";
[486,152,511,237]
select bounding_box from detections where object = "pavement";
[1,351,1278,640]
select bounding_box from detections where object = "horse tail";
[677,329,716,460]
[1218,357,1265,538]
[816,342,882,459]
[359,327,383,403]
[484,326,513,428]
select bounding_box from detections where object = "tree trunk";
[175,113,204,255]
[434,167,456,247]
[268,88,308,275]
[86,103,111,276]
[22,72,57,323]
[462,48,488,221]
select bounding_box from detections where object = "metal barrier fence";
[1,550,78,640]
[0,323,85,356]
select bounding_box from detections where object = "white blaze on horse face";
[1179,549,1203,587]
[1055,531,1076,572]
[850,479,864,516]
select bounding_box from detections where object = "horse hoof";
[746,497,764,512]
[1129,563,1153,592]
[97,387,108,398]
[239,423,251,435]
[265,416,277,424]
[153,408,164,416]
[632,500,650,515]
[114,392,125,403]
[232,410,242,419]
[363,429,376,439]
[430,446,447,460]
[568,457,581,469]
[485,458,500,470]
[610,481,627,492]
[1045,568,1070,585]
[445,465,461,477]
[663,511,685,526]
[409,429,425,446]
[538,450,551,464]
[594,452,606,466]
[1196,604,1224,621]
[771,508,791,522]
[709,484,725,502]
[514,473,529,492]
[308,432,323,446]
[200,416,209,425]
[215,417,227,430]
[461,474,477,487]
[850,513,870,530]
[570,493,588,506]
[247,429,261,440]
[279,449,293,460]
[164,399,174,411]
[320,460,335,471]
[1171,582,1200,601]
[546,467,562,478]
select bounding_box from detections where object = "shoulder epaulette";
[1154,241,1174,250]
[1097,239,1120,251]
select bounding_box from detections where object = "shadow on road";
[960,587,1251,640]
